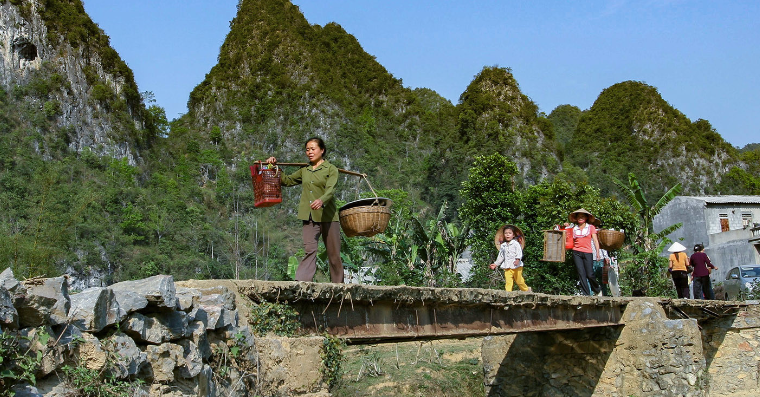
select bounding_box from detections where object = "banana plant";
[362,201,469,287]
[613,172,683,296]
[613,172,683,252]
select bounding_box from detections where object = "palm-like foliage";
[613,173,683,296]
[364,202,469,287]
[613,173,683,252]
[407,203,470,287]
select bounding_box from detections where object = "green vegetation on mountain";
[548,104,582,150]
[568,81,739,196]
[182,0,558,217]
[184,0,438,196]
[1,0,758,295]
[718,145,760,194]
[423,66,559,217]
[0,80,292,281]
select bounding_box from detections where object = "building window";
[742,212,753,228]
[719,213,729,232]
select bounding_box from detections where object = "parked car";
[722,265,760,301]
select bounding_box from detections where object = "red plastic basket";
[250,163,282,208]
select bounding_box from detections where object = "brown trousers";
[296,220,344,283]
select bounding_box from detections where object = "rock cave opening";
[12,37,38,61]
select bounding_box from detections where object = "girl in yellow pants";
[490,225,530,292]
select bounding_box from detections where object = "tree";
[613,173,683,296]
[519,179,637,295]
[459,154,522,289]
[613,173,683,253]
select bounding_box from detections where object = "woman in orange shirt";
[667,242,691,298]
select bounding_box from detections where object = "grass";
[332,338,485,397]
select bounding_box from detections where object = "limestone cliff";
[181,0,561,207]
[457,66,560,184]
[569,81,742,195]
[0,0,155,164]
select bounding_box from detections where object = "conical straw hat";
[568,208,596,224]
[494,224,526,250]
[667,242,687,252]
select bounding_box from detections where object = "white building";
[653,195,760,283]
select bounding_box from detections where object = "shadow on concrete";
[699,316,734,370]
[486,326,622,397]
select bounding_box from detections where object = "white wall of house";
[655,196,760,285]
[703,205,760,234]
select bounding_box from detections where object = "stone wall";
[5,273,760,397]
[482,298,760,397]
[700,304,760,397]
[0,269,328,397]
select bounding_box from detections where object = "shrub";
[248,301,300,336]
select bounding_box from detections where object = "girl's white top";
[494,240,523,270]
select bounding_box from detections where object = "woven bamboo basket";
[598,229,625,251]
[339,198,393,237]
[542,230,566,262]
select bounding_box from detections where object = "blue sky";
[82,0,759,148]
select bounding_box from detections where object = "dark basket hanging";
[339,198,393,237]
[250,162,282,208]
[339,176,392,238]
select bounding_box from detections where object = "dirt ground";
[334,338,485,397]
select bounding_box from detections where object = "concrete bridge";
[240,281,744,343]
[233,280,758,396]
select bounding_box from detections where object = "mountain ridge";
[1,0,758,286]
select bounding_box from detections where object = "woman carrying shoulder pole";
[266,137,343,283]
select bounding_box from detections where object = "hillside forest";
[1,0,760,297]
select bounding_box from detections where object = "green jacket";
[281,160,339,222]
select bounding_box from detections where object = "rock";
[68,287,115,332]
[18,326,63,378]
[64,264,106,292]
[111,289,148,321]
[0,267,24,294]
[10,383,43,397]
[197,364,217,397]
[687,373,698,386]
[215,325,256,362]
[103,332,147,379]
[175,287,201,312]
[177,339,203,378]
[186,320,212,360]
[0,285,19,328]
[122,311,187,344]
[197,287,236,310]
[16,276,70,327]
[70,332,107,371]
[191,292,238,330]
[110,275,177,310]
[188,305,210,329]
[35,376,75,397]
[142,343,184,383]
[53,324,84,346]
[255,336,328,396]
